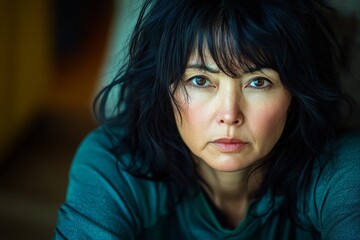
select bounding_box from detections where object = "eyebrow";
[186,63,264,74]
[186,63,220,74]
[242,66,264,74]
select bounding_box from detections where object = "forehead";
[187,50,215,65]
[187,47,257,73]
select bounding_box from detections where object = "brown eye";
[252,79,265,87]
[188,76,212,88]
[193,76,207,86]
[247,77,272,89]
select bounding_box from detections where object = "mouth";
[211,138,248,153]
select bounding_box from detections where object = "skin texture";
[173,52,292,226]
[174,53,292,173]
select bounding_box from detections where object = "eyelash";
[186,75,213,88]
[246,77,272,90]
[185,75,273,90]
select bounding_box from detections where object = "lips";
[212,138,248,153]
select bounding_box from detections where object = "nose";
[216,86,243,126]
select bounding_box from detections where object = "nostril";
[218,118,241,125]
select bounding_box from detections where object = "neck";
[197,159,262,199]
[196,160,263,227]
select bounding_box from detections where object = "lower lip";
[212,142,247,153]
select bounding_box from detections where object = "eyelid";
[245,76,273,88]
[186,75,214,88]
[185,74,207,82]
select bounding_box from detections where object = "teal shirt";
[54,127,360,239]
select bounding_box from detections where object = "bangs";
[191,25,274,78]
[152,0,309,90]
[183,2,280,78]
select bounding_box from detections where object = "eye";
[187,75,213,88]
[246,77,272,89]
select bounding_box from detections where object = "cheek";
[173,91,214,154]
[174,89,211,132]
[175,99,210,139]
[248,98,290,150]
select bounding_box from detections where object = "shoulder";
[69,126,126,173]
[302,131,360,239]
[67,126,130,189]
[315,131,360,182]
[331,131,360,166]
[55,126,168,239]
[317,131,360,188]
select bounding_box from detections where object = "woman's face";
[173,53,292,172]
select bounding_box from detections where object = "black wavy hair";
[94,0,351,209]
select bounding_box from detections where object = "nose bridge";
[217,80,243,125]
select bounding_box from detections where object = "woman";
[54,0,360,239]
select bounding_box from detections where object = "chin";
[206,156,254,172]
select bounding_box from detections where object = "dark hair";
[94,0,351,209]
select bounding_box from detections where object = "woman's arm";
[54,128,163,239]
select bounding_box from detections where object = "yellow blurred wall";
[0,0,51,158]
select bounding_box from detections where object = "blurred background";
[0,0,141,238]
[0,0,359,239]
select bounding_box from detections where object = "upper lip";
[212,138,246,144]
